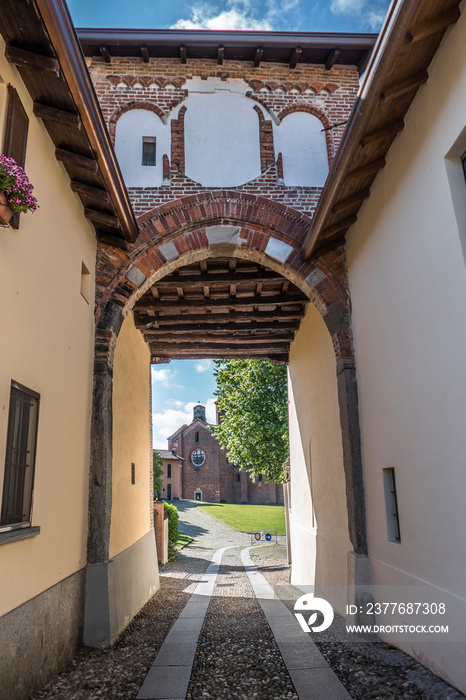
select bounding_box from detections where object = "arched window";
[274,112,329,187]
[115,109,170,187]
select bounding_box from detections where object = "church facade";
[159,405,283,504]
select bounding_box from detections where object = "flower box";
[0,190,13,226]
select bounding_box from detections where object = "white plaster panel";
[184,88,261,187]
[274,112,328,187]
[265,238,293,263]
[115,110,170,187]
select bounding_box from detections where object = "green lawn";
[198,502,286,535]
[176,532,194,550]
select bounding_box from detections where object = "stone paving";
[136,502,347,700]
[33,501,466,700]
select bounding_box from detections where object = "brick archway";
[88,192,367,624]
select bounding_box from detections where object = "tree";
[153,450,165,497]
[213,359,289,483]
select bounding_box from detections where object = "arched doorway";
[85,193,367,645]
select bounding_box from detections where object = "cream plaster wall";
[288,302,351,615]
[110,312,152,559]
[0,46,95,616]
[346,6,466,691]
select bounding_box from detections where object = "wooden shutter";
[3,86,29,229]
[4,86,29,166]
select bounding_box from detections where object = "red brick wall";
[179,420,223,502]
[89,57,359,218]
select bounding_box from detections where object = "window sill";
[0,526,40,544]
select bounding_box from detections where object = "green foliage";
[153,450,165,496]
[164,501,179,559]
[199,502,286,534]
[213,359,289,483]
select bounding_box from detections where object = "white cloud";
[151,366,184,390]
[171,0,298,32]
[330,0,387,30]
[153,398,218,448]
[195,359,213,373]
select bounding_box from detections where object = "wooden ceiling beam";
[136,291,307,311]
[84,208,119,227]
[55,147,98,172]
[347,158,386,182]
[381,70,428,101]
[141,45,150,62]
[96,231,128,250]
[332,189,371,214]
[290,47,302,69]
[321,215,358,240]
[5,45,60,76]
[145,333,293,345]
[139,320,301,334]
[99,45,111,63]
[33,102,81,129]
[180,45,187,64]
[135,309,304,324]
[325,48,341,71]
[360,119,405,148]
[217,45,224,65]
[70,180,111,204]
[406,7,461,43]
[148,342,290,353]
[254,47,263,67]
[153,271,285,286]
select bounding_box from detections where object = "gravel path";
[32,502,249,700]
[31,503,465,700]
[186,547,298,700]
[250,546,466,700]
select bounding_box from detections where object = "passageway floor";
[33,502,465,700]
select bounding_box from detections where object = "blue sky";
[152,361,217,448]
[68,0,391,33]
[68,0,391,447]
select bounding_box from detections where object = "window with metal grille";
[167,463,171,478]
[1,382,39,530]
[383,467,401,543]
[142,137,156,166]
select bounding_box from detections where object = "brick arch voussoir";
[108,101,168,146]
[136,192,312,247]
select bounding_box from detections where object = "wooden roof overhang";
[0,0,138,247]
[133,257,309,364]
[76,28,377,74]
[301,0,463,259]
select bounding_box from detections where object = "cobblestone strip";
[187,547,298,700]
[241,546,352,700]
[136,546,234,700]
